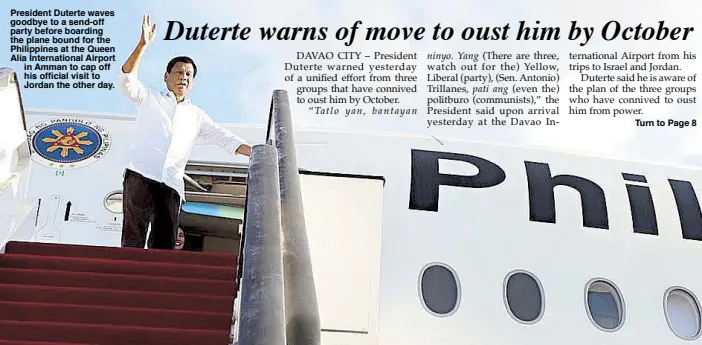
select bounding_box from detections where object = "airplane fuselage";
[11,109,702,345]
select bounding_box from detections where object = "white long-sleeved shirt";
[117,70,248,201]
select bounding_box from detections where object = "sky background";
[3,0,702,166]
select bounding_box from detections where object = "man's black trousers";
[121,169,181,250]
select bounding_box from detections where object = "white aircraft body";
[2,69,702,345]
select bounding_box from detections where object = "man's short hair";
[166,56,197,77]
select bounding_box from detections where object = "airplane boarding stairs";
[0,85,320,345]
[0,241,239,345]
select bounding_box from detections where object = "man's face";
[175,228,185,250]
[165,62,194,98]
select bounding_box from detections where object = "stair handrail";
[0,68,36,250]
[268,90,321,345]
[0,67,32,183]
[237,143,286,345]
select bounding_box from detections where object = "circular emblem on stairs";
[27,117,111,169]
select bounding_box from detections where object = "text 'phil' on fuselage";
[408,149,702,241]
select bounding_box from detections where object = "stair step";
[0,320,229,345]
[0,283,235,313]
[0,341,98,345]
[0,254,236,281]
[0,301,232,331]
[4,241,237,267]
[0,267,236,296]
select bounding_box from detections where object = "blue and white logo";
[27,118,111,169]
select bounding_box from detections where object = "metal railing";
[237,144,286,345]
[237,90,321,345]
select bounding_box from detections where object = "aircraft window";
[418,263,460,317]
[503,270,544,324]
[104,191,123,214]
[585,279,625,331]
[664,287,701,340]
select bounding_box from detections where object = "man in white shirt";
[117,15,251,250]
